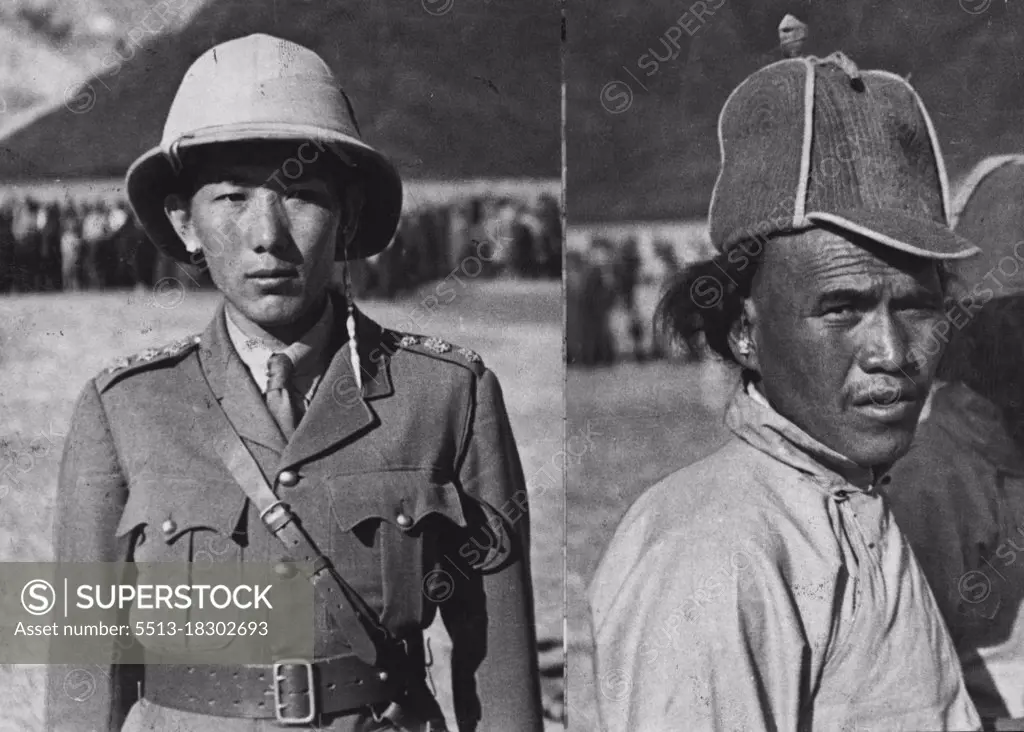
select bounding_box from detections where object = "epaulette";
[96,334,202,392]
[394,333,486,373]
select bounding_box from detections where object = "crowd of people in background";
[566,235,684,366]
[356,192,561,297]
[0,191,562,297]
[0,197,156,293]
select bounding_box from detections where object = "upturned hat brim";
[125,123,403,264]
[807,208,979,261]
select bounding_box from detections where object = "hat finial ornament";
[779,14,808,58]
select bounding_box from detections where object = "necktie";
[266,352,298,441]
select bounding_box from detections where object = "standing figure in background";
[399,214,426,291]
[535,193,561,279]
[885,155,1024,728]
[416,209,443,283]
[105,202,135,288]
[128,211,156,291]
[578,239,616,366]
[0,199,15,294]
[565,250,590,365]
[613,237,643,362]
[59,203,84,292]
[510,204,540,278]
[448,201,469,277]
[375,219,404,297]
[465,197,490,278]
[649,239,682,360]
[487,197,517,277]
[39,201,63,291]
[11,197,40,293]
[81,201,110,290]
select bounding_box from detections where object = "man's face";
[747,227,947,469]
[166,142,346,332]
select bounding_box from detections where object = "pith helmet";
[125,33,402,263]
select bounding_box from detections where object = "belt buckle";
[272,659,316,725]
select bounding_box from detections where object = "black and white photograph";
[11,1,1024,730]
[569,2,1024,731]
[0,2,562,731]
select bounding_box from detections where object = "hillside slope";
[0,0,560,182]
[568,0,1024,222]
[0,0,203,121]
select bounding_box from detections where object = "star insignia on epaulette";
[457,347,482,364]
[399,335,420,348]
[101,335,200,377]
[422,337,451,354]
[161,334,201,356]
[104,356,131,374]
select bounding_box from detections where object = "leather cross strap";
[216,418,385,666]
[217,438,387,667]
[188,372,448,730]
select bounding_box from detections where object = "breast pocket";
[114,476,245,653]
[319,470,468,632]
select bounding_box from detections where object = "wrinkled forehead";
[758,226,946,297]
[178,140,346,190]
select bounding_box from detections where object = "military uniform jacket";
[45,292,543,732]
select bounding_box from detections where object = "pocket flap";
[114,475,244,543]
[322,470,468,532]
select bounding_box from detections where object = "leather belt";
[143,654,400,724]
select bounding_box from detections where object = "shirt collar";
[725,380,876,491]
[918,378,941,423]
[224,300,334,395]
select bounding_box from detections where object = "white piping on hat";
[806,211,980,260]
[707,58,797,249]
[706,73,744,243]
[871,70,953,226]
[792,57,816,227]
[950,154,1024,228]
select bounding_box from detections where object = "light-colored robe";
[589,383,980,732]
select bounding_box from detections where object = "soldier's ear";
[164,194,203,254]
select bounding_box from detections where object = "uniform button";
[395,513,412,528]
[278,471,299,487]
[378,671,389,682]
[161,519,177,535]
[273,562,297,578]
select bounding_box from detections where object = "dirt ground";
[564,275,741,729]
